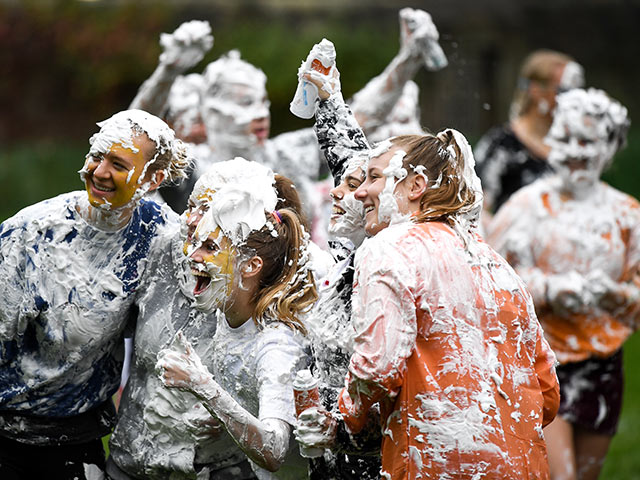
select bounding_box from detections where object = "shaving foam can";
[293,369,324,458]
[289,39,336,119]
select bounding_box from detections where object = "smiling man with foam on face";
[0,109,189,479]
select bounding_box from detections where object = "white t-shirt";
[210,313,311,479]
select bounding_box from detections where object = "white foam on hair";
[79,109,178,193]
[546,88,629,198]
[191,157,278,247]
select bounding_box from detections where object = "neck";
[76,195,136,231]
[224,284,257,329]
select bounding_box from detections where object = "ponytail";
[241,208,317,334]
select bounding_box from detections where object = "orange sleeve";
[338,232,419,433]
[533,324,560,427]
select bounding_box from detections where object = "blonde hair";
[240,208,317,334]
[150,136,191,185]
[132,127,191,186]
[391,133,476,226]
[510,49,576,120]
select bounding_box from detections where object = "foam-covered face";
[548,123,608,195]
[329,167,366,246]
[184,209,237,313]
[83,136,154,209]
[202,82,271,149]
[547,111,614,196]
[355,144,410,236]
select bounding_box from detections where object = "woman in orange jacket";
[488,88,638,480]
[297,128,560,479]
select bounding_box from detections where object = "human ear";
[407,173,427,201]
[242,256,263,279]
[147,169,166,192]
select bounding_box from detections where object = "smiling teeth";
[93,181,115,192]
[191,268,210,278]
[332,206,345,215]
[364,206,375,213]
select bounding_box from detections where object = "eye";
[348,181,362,191]
[205,241,219,253]
[113,161,129,171]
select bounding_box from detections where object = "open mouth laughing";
[192,268,212,296]
[331,204,346,217]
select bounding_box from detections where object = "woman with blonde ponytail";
[153,157,317,479]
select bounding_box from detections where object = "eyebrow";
[106,152,134,168]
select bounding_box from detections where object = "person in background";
[474,49,584,215]
[129,20,214,212]
[130,9,447,222]
[0,109,189,479]
[487,88,639,480]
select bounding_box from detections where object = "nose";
[189,244,205,262]
[92,158,111,179]
[330,186,342,200]
[354,184,367,201]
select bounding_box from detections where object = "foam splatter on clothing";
[306,96,381,479]
[0,191,176,444]
[488,177,640,364]
[339,221,559,480]
[109,232,251,479]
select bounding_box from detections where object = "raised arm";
[298,45,370,184]
[349,8,447,136]
[129,20,213,115]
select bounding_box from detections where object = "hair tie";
[271,210,283,224]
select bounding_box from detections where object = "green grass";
[600,331,640,479]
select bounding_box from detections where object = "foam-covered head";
[166,74,207,144]
[547,88,630,195]
[328,151,368,246]
[188,157,278,246]
[357,131,483,236]
[183,157,277,313]
[201,51,270,151]
[80,109,189,210]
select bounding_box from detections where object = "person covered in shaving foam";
[297,129,560,477]
[487,88,640,480]
[474,50,585,215]
[0,109,189,479]
[128,20,214,210]
[151,158,318,479]
[107,160,268,480]
[289,44,382,479]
